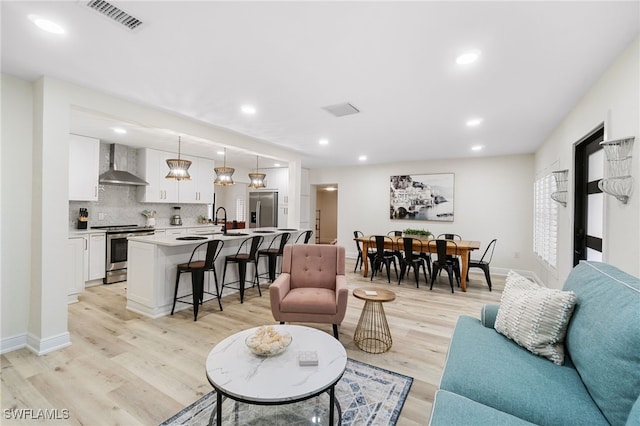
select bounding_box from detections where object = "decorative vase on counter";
[146,218,156,227]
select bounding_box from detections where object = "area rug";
[160,358,413,426]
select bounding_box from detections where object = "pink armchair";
[269,244,348,339]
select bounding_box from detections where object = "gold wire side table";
[352,288,396,354]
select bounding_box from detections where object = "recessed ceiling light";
[325,187,337,191]
[217,150,225,155]
[112,127,127,134]
[466,118,483,127]
[241,105,256,115]
[471,145,484,151]
[358,155,367,161]
[274,163,281,167]
[456,49,481,65]
[319,139,329,145]
[28,14,65,34]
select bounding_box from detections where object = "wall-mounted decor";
[390,173,454,222]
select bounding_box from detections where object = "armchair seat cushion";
[280,288,337,315]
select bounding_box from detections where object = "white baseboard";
[26,332,71,356]
[1,331,71,356]
[0,333,28,355]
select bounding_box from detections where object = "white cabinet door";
[88,233,106,281]
[177,154,198,203]
[137,149,179,203]
[67,237,86,302]
[69,134,100,201]
[178,156,215,204]
[196,157,215,204]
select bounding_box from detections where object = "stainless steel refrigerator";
[249,191,278,228]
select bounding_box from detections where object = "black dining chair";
[353,231,364,273]
[221,235,264,303]
[172,239,224,321]
[398,237,428,288]
[368,235,398,283]
[467,239,497,291]
[437,233,462,278]
[258,232,291,282]
[428,239,460,293]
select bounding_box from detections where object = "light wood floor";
[1,259,504,425]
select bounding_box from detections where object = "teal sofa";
[429,261,640,426]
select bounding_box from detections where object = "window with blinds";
[534,174,558,268]
[236,197,246,222]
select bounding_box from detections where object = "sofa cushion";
[440,315,609,425]
[429,390,536,426]
[495,270,577,365]
[279,288,337,314]
[563,261,640,426]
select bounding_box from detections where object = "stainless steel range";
[91,225,155,284]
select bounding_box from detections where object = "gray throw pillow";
[495,271,577,365]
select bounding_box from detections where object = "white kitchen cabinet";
[137,148,179,203]
[178,156,215,204]
[88,233,106,281]
[164,228,186,236]
[67,237,86,303]
[69,134,100,201]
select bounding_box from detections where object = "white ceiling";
[2,1,639,169]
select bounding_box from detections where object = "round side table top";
[353,288,396,303]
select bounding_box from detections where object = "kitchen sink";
[224,232,249,237]
[176,236,208,241]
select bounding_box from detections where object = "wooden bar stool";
[258,232,291,282]
[171,239,224,321]
[221,235,264,303]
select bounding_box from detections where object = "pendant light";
[214,148,235,186]
[165,136,192,180]
[248,155,266,189]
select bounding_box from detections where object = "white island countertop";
[128,227,307,247]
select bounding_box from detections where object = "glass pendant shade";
[214,148,235,186]
[248,156,266,188]
[166,136,192,181]
[248,172,266,189]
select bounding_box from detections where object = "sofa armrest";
[269,273,291,313]
[481,304,500,328]
[335,275,349,322]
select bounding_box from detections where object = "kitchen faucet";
[214,207,228,235]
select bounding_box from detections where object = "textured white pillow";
[495,271,577,365]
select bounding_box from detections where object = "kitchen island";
[126,227,308,318]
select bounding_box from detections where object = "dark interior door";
[573,126,604,266]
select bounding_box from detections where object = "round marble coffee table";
[205,325,347,425]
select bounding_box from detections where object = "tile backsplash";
[69,143,209,229]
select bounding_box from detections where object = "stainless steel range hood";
[99,144,149,186]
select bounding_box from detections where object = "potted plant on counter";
[141,210,156,227]
[402,228,432,240]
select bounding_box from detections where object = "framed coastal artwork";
[390,173,455,222]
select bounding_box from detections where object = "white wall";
[1,75,34,352]
[310,154,535,274]
[535,36,639,287]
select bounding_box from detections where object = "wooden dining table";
[356,236,481,292]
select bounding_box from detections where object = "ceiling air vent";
[86,0,143,31]
[322,102,361,117]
